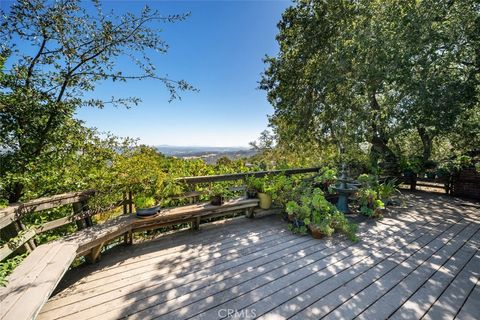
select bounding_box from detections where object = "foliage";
[208,184,231,198]
[0,253,26,286]
[245,176,264,193]
[286,186,357,241]
[0,0,195,204]
[357,174,376,187]
[314,167,337,194]
[438,155,473,175]
[315,168,337,183]
[134,196,156,209]
[400,158,423,175]
[377,179,398,202]
[358,188,384,218]
[260,0,480,174]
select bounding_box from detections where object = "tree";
[261,0,479,173]
[391,0,480,166]
[260,0,400,173]
[0,0,195,202]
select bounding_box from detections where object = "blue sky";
[71,0,292,147]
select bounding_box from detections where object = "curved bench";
[0,197,259,320]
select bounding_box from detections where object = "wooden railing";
[0,167,320,262]
[176,167,321,184]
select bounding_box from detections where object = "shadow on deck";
[39,192,479,320]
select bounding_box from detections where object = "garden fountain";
[333,163,359,213]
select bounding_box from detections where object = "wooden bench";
[61,197,259,262]
[0,197,259,319]
[132,197,259,232]
[0,242,78,320]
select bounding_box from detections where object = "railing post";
[82,200,93,227]
[128,191,133,214]
[123,192,128,214]
[16,220,36,252]
[124,191,134,245]
[73,202,87,230]
[191,216,200,230]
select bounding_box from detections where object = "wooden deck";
[38,192,479,320]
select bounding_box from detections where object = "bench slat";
[0,243,78,320]
[132,198,259,230]
[1,243,78,320]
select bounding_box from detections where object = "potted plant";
[284,184,358,241]
[357,188,384,218]
[135,195,161,217]
[309,219,335,239]
[255,176,275,209]
[208,184,229,206]
[314,168,337,193]
[286,200,300,222]
[245,176,261,199]
[377,179,398,205]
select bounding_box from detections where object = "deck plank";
[45,221,288,304]
[423,251,480,320]
[356,223,479,320]
[159,210,444,320]
[37,192,480,320]
[40,227,300,318]
[389,238,479,319]
[454,278,480,320]
[66,211,416,317]
[257,212,461,319]
[321,219,474,320]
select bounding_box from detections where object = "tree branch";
[25,35,47,89]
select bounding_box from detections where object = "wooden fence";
[0,167,320,262]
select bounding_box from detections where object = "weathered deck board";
[257,210,464,319]
[122,211,432,320]
[194,212,456,320]
[38,192,480,320]
[454,277,480,320]
[423,251,480,320]
[389,238,479,319]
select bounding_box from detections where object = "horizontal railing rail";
[0,190,96,229]
[176,167,320,184]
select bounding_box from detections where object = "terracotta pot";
[257,192,272,209]
[309,224,324,239]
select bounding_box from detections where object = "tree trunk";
[369,93,399,176]
[8,182,24,204]
[417,127,433,168]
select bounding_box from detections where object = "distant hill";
[155,145,256,163]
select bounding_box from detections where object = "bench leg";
[245,208,255,218]
[191,216,201,230]
[86,242,104,264]
[123,231,133,245]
